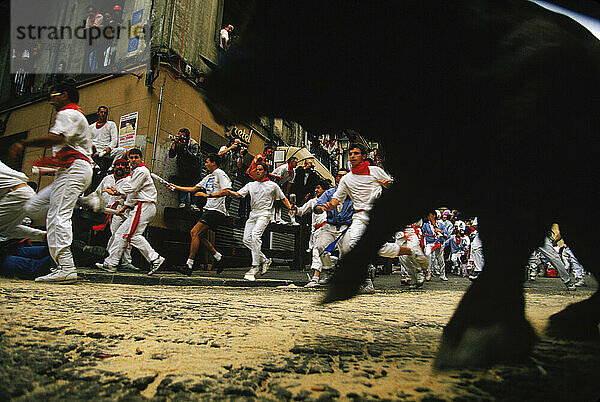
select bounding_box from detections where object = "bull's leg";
[434,211,539,369]
[322,190,406,303]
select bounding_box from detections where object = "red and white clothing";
[104,164,160,267]
[25,105,93,271]
[94,174,132,265]
[0,161,46,241]
[296,196,326,272]
[332,164,397,257]
[271,163,295,189]
[89,120,126,160]
[237,180,285,266]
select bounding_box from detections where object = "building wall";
[0,72,245,230]
[151,0,221,72]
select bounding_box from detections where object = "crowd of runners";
[0,81,589,292]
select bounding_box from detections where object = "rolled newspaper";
[31,166,58,176]
[150,173,175,191]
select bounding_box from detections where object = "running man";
[228,162,293,281]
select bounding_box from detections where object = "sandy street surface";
[0,277,599,401]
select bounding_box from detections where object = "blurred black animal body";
[204,0,600,368]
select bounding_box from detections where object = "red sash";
[33,147,91,168]
[92,201,121,232]
[123,202,143,245]
[314,222,327,230]
[351,161,370,175]
[95,121,106,129]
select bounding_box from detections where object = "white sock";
[186,259,194,268]
[214,252,222,261]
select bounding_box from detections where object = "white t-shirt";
[237,180,285,214]
[0,160,28,192]
[220,29,229,49]
[90,120,118,151]
[271,163,295,186]
[197,168,232,215]
[296,196,326,230]
[49,108,93,158]
[333,166,392,212]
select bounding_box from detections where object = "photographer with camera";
[168,128,203,211]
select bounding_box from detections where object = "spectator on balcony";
[84,5,104,72]
[85,5,104,28]
[219,24,234,63]
[168,128,203,211]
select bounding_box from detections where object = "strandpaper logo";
[10,0,151,75]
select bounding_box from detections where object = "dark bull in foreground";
[204,1,600,368]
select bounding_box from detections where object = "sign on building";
[119,112,138,149]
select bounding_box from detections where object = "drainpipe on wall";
[150,84,164,172]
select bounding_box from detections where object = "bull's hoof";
[546,301,600,341]
[434,320,538,370]
[321,280,362,304]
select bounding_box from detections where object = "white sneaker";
[574,278,586,287]
[95,262,117,273]
[35,268,77,284]
[190,205,201,212]
[259,258,272,275]
[440,275,448,281]
[119,262,140,272]
[178,203,186,208]
[304,277,320,288]
[244,266,260,281]
[148,256,165,275]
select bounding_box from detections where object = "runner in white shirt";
[11,82,93,283]
[324,144,412,291]
[293,180,329,287]
[92,158,137,271]
[89,106,126,163]
[169,153,232,275]
[96,148,165,274]
[229,162,293,281]
[0,160,46,241]
[270,156,298,223]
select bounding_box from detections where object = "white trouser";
[0,185,46,241]
[107,210,132,265]
[425,243,445,276]
[105,202,158,267]
[471,246,484,273]
[560,245,585,280]
[314,223,351,269]
[25,159,92,270]
[309,226,323,272]
[342,211,400,258]
[398,239,428,283]
[450,252,463,268]
[243,211,271,266]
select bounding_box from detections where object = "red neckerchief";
[455,235,461,244]
[351,161,370,175]
[59,103,84,114]
[33,147,91,168]
[256,176,270,182]
[95,121,106,129]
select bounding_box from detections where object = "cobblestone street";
[1,275,599,401]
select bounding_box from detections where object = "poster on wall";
[119,112,138,149]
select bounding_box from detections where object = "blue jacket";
[422,221,443,245]
[315,187,354,227]
[443,235,467,254]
